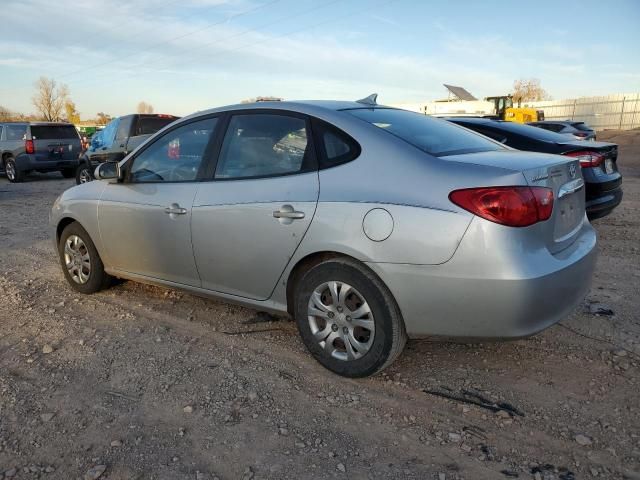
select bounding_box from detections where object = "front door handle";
[165,203,187,215]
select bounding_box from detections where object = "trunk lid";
[445,150,585,254]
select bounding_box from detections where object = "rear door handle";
[273,205,305,219]
[165,203,187,215]
[273,210,305,219]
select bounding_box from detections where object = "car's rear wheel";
[61,168,75,179]
[5,158,24,183]
[293,257,406,377]
[58,222,111,294]
[76,164,93,184]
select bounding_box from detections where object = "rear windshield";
[135,116,178,136]
[345,108,503,156]
[459,120,573,143]
[571,122,592,132]
[30,125,79,140]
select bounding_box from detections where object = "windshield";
[30,125,79,140]
[345,108,504,156]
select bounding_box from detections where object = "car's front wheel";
[58,222,111,294]
[293,257,407,377]
[75,164,94,184]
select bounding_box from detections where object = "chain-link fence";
[525,93,640,131]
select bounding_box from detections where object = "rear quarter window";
[346,108,504,156]
[5,125,27,140]
[30,125,79,140]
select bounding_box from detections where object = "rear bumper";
[367,219,597,339]
[15,154,77,172]
[586,186,623,219]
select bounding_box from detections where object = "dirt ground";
[1,130,639,480]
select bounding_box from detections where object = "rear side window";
[0,126,4,140]
[215,114,312,179]
[5,125,27,140]
[314,121,360,168]
[572,122,592,132]
[346,108,503,156]
[135,116,177,136]
[116,116,133,141]
[30,125,79,140]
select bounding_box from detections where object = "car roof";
[186,100,394,119]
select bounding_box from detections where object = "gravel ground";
[1,130,639,480]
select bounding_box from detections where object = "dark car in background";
[528,120,596,141]
[75,113,179,183]
[0,122,82,183]
[447,117,622,219]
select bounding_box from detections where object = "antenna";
[356,93,378,106]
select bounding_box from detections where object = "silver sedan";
[50,97,597,377]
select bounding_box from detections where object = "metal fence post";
[571,99,577,120]
[619,97,626,129]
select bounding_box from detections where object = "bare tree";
[512,78,549,105]
[136,101,154,114]
[32,76,69,121]
[96,112,112,125]
[0,105,12,121]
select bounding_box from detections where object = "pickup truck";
[75,113,179,184]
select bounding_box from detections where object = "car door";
[191,111,319,300]
[98,116,219,286]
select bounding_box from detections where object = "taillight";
[25,139,35,154]
[449,186,554,227]
[563,150,604,168]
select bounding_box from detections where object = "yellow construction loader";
[485,95,544,123]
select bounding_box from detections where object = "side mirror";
[94,162,121,181]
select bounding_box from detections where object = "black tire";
[5,157,24,183]
[61,168,75,178]
[293,257,407,378]
[75,163,93,184]
[58,222,112,294]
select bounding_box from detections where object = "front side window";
[6,125,27,140]
[215,114,311,179]
[129,117,217,183]
[347,108,504,157]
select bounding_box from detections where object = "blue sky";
[1,0,639,118]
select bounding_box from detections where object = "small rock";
[42,344,54,354]
[84,465,107,480]
[613,349,628,357]
[336,463,346,473]
[278,427,289,436]
[45,466,55,473]
[40,412,55,422]
[438,474,446,480]
[110,440,122,447]
[448,432,462,442]
[575,434,593,446]
[495,410,511,419]
[4,468,17,478]
[247,391,258,402]
[588,303,614,316]
[183,405,194,414]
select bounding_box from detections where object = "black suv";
[0,122,82,182]
[76,113,179,183]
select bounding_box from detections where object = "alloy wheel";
[64,235,91,284]
[79,168,92,183]
[307,281,375,361]
[6,162,15,181]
